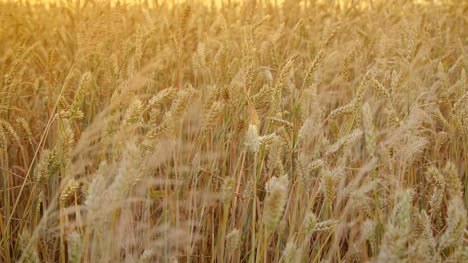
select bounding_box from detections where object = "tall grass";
[0,0,467,262]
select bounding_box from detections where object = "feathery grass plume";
[243,177,256,200]
[138,249,153,263]
[2,1,468,262]
[245,123,260,154]
[377,189,413,262]
[263,175,289,233]
[409,210,437,263]
[349,185,374,217]
[362,219,376,253]
[18,229,39,263]
[67,231,82,263]
[304,212,318,234]
[109,142,143,201]
[297,117,315,143]
[409,236,434,263]
[439,197,467,250]
[443,162,463,198]
[282,240,302,263]
[391,190,413,232]
[226,229,241,252]
[417,211,436,247]
[85,162,107,218]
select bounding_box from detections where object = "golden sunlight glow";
[0,0,465,262]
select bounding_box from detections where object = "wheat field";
[0,0,467,262]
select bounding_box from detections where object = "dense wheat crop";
[0,0,467,262]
